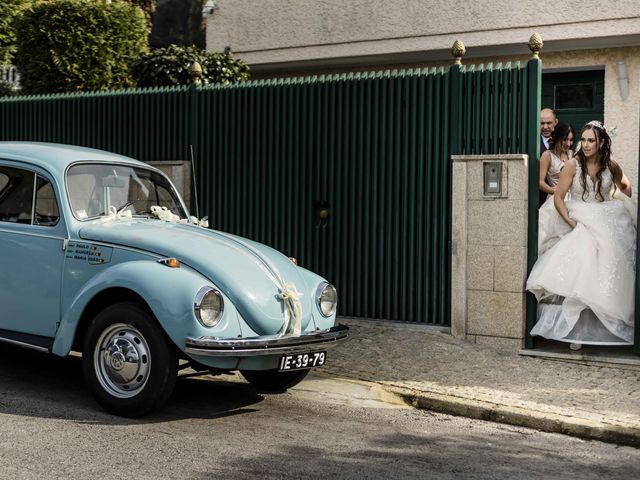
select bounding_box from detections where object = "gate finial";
[451,40,466,65]
[528,33,543,59]
[191,61,203,86]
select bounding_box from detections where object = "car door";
[0,164,66,338]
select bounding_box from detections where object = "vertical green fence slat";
[232,87,241,236]
[369,76,380,318]
[357,76,367,317]
[239,85,247,239]
[349,75,359,317]
[500,68,509,153]
[258,85,267,243]
[483,65,492,153]
[407,74,418,321]
[387,75,398,319]
[440,69,451,325]
[525,58,542,349]
[432,72,443,322]
[470,65,477,154]
[416,74,426,322]
[361,77,372,317]
[490,66,499,153]
[323,79,333,296]
[376,74,387,318]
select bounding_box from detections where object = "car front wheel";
[82,302,177,417]
[241,369,310,392]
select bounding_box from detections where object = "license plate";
[279,351,326,371]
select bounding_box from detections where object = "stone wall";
[451,154,528,351]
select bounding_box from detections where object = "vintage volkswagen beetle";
[0,142,348,416]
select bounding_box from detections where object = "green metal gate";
[0,57,541,326]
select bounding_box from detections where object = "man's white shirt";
[542,135,550,150]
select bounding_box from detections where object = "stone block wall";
[451,154,529,351]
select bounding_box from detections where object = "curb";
[383,384,640,448]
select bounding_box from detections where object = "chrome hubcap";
[94,323,151,399]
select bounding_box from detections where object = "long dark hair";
[575,121,618,201]
[548,122,574,155]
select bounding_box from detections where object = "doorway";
[542,69,604,132]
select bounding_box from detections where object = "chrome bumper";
[184,324,349,357]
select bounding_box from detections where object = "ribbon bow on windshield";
[99,205,133,223]
[150,206,209,227]
[151,206,181,223]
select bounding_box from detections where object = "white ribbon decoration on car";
[97,205,210,227]
[150,205,181,222]
[211,231,304,337]
[98,205,133,223]
[149,206,209,227]
[278,283,303,336]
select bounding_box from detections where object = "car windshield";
[66,163,187,220]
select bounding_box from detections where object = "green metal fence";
[0,59,541,326]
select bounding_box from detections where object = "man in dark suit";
[540,108,557,154]
[539,108,558,206]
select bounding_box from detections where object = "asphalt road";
[0,345,638,480]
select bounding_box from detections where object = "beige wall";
[206,0,640,68]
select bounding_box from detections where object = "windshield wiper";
[115,201,134,215]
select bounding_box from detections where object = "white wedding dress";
[527,162,636,345]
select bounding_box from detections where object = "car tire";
[82,302,178,417]
[240,369,310,393]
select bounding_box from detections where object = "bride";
[526,120,636,349]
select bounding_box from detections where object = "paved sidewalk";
[320,318,640,447]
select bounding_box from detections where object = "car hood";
[78,220,314,335]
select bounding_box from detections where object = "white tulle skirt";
[527,195,636,345]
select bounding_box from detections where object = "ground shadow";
[189,430,638,480]
[0,343,265,425]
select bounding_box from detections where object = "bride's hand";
[568,219,577,229]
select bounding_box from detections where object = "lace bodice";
[570,161,613,202]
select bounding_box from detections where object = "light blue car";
[0,142,348,416]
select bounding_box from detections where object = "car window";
[0,172,8,192]
[0,166,34,224]
[67,172,100,218]
[67,163,187,220]
[34,176,59,226]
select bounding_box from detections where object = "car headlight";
[194,287,224,327]
[316,282,337,317]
